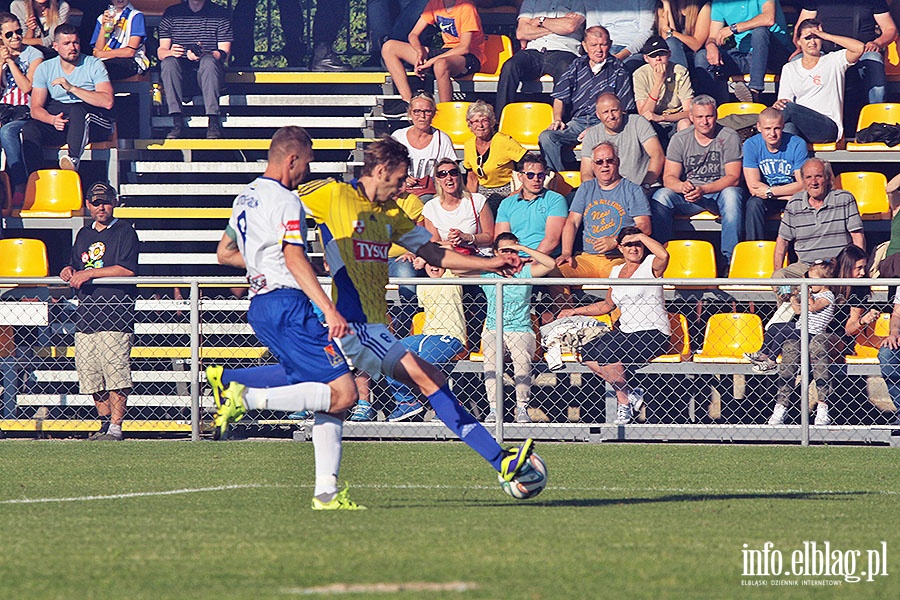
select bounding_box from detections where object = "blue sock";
[427,385,503,471]
[222,364,289,388]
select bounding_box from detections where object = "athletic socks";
[312,412,343,497]
[427,385,504,471]
[107,423,122,438]
[243,382,332,413]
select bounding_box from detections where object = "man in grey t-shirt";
[650,94,744,264]
[579,92,664,188]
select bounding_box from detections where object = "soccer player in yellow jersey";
[213,135,538,500]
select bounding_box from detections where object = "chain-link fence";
[0,276,897,445]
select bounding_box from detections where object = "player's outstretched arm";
[416,241,522,277]
[283,243,350,339]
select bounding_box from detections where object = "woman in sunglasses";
[462,100,526,216]
[557,226,670,425]
[0,11,42,208]
[390,91,456,200]
[422,157,494,256]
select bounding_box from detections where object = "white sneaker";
[814,403,830,426]
[614,403,632,425]
[768,404,787,425]
[628,388,645,417]
[515,405,532,423]
[59,155,79,171]
[483,409,497,424]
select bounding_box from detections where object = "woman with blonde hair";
[390,91,456,200]
[655,0,711,70]
[11,0,69,50]
[462,99,526,215]
[423,157,494,256]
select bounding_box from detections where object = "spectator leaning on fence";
[557,227,670,425]
[60,182,139,441]
[0,11,42,208]
[493,0,586,116]
[742,107,808,242]
[157,0,233,140]
[89,0,149,81]
[21,22,113,174]
[538,25,635,173]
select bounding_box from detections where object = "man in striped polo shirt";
[773,158,865,286]
[157,0,233,139]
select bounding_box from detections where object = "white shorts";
[335,323,408,381]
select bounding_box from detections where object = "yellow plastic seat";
[887,41,900,82]
[18,169,84,217]
[432,101,473,146]
[499,101,553,149]
[693,313,763,363]
[651,313,692,363]
[726,241,779,279]
[716,102,767,119]
[663,240,717,281]
[0,238,50,277]
[551,170,581,196]
[845,313,891,364]
[411,311,426,336]
[464,34,513,81]
[847,103,900,150]
[835,171,890,219]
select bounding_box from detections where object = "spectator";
[157,0,233,140]
[422,157,495,255]
[584,0,655,72]
[390,92,456,200]
[774,19,864,144]
[89,0,148,80]
[772,158,864,283]
[494,152,568,256]
[745,258,835,374]
[873,173,900,288]
[381,0,485,113]
[558,141,652,286]
[878,287,900,426]
[742,107,808,241]
[631,35,693,146]
[0,11,42,208]
[795,0,896,133]
[578,92,664,188]
[384,258,467,421]
[462,100,526,215]
[494,0,586,115]
[11,0,69,51]
[694,0,792,104]
[387,187,426,339]
[59,181,139,441]
[473,233,557,423]
[538,25,635,173]
[21,22,113,173]
[773,244,878,425]
[650,94,744,266]
[656,0,712,71]
[557,227,670,425]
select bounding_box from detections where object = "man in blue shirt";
[21,23,114,174]
[743,108,809,241]
[538,25,635,172]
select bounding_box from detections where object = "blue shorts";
[247,288,350,384]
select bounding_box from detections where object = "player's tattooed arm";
[216,230,246,269]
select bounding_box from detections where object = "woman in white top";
[422,157,494,256]
[11,0,69,50]
[557,227,670,425]
[390,91,456,200]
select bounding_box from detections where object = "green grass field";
[0,441,897,599]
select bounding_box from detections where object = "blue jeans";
[666,37,695,71]
[650,186,744,261]
[538,114,600,172]
[878,345,900,410]
[495,49,576,115]
[611,43,645,74]
[780,101,839,144]
[850,51,886,105]
[694,27,790,103]
[0,119,28,188]
[744,196,787,241]
[386,334,464,404]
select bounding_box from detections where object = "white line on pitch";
[281,582,477,595]
[0,483,279,505]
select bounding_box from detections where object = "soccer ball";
[498,453,548,500]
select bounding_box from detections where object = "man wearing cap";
[60,182,139,441]
[632,35,694,146]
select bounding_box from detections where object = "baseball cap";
[87,181,116,205]
[642,36,670,57]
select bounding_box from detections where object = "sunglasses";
[593,158,617,165]
[4,28,23,39]
[476,152,486,178]
[620,241,643,248]
[435,168,460,178]
[411,108,435,116]
[89,198,112,206]
[498,248,519,254]
[523,171,547,180]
